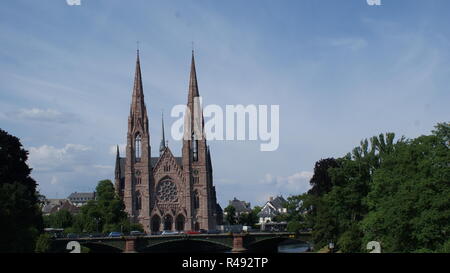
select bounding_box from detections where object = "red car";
[185,230,201,234]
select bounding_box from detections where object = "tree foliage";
[74,180,140,233]
[35,233,52,253]
[361,125,450,252]
[238,207,260,227]
[0,128,43,252]
[44,209,73,229]
[43,180,143,235]
[287,122,450,253]
[224,205,237,225]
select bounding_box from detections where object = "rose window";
[156,180,178,202]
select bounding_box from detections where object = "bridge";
[51,232,312,253]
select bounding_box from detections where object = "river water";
[278,242,311,253]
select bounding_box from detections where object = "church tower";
[123,50,151,228]
[182,51,217,230]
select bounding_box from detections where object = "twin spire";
[127,47,200,157]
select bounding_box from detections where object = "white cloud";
[4,108,78,123]
[28,144,92,172]
[28,144,114,198]
[329,38,368,51]
[260,171,313,193]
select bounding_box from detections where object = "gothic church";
[114,50,221,233]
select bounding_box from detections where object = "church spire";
[130,49,146,118]
[160,111,166,155]
[188,50,200,102]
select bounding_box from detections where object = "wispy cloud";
[3,108,79,123]
[329,37,368,51]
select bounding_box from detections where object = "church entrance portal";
[163,215,173,231]
[151,215,161,233]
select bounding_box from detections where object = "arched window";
[151,215,161,233]
[135,191,141,210]
[193,190,200,210]
[175,214,185,231]
[163,215,173,231]
[135,134,141,161]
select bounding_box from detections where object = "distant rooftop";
[229,197,252,213]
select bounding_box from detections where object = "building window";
[156,180,178,203]
[135,169,142,185]
[192,169,199,184]
[164,165,170,172]
[135,191,142,211]
[135,134,141,162]
[193,190,200,210]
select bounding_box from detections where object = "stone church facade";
[114,50,220,233]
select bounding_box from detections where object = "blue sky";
[1,0,449,207]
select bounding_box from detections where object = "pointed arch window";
[135,134,142,162]
[135,191,142,211]
[193,190,200,210]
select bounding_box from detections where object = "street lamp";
[328,242,335,253]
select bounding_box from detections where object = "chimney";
[269,196,273,201]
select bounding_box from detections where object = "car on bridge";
[161,230,179,235]
[108,232,124,238]
[66,233,79,239]
[88,233,106,238]
[130,230,146,236]
[206,230,221,234]
[185,230,201,235]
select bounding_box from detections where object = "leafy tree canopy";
[0,128,43,252]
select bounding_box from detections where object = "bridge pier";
[124,237,137,253]
[231,234,247,253]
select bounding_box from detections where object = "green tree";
[44,209,73,229]
[224,205,237,225]
[74,179,130,234]
[305,133,398,252]
[308,158,339,197]
[304,123,449,253]
[0,129,43,252]
[35,233,52,253]
[361,124,450,252]
[238,209,259,227]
